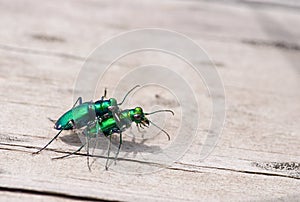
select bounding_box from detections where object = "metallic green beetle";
[34,85,140,154]
[53,107,174,170]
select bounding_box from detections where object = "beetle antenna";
[118,85,140,105]
[148,120,171,141]
[145,109,174,116]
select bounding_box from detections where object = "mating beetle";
[34,85,174,170]
[34,85,139,154]
[53,106,174,170]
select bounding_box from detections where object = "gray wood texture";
[0,0,299,201]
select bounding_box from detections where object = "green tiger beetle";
[33,85,174,170]
[53,106,174,170]
[33,85,140,155]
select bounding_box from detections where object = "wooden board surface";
[0,0,299,201]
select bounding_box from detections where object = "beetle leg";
[85,121,100,171]
[114,131,122,165]
[33,128,64,154]
[52,143,86,159]
[101,88,107,101]
[86,136,91,171]
[72,97,82,108]
[105,134,112,170]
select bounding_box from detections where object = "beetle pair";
[34,85,174,170]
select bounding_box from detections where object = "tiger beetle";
[53,106,174,170]
[33,85,174,170]
[33,85,140,155]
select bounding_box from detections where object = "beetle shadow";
[59,132,82,147]
[59,132,163,157]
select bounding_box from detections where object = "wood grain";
[0,0,299,201]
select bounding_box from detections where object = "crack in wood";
[176,162,300,180]
[242,39,300,51]
[0,186,118,202]
[1,142,299,180]
[0,100,60,109]
[0,44,85,61]
[0,142,168,168]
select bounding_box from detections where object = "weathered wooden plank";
[0,0,299,201]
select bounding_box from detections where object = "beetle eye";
[108,106,116,111]
[134,114,141,119]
